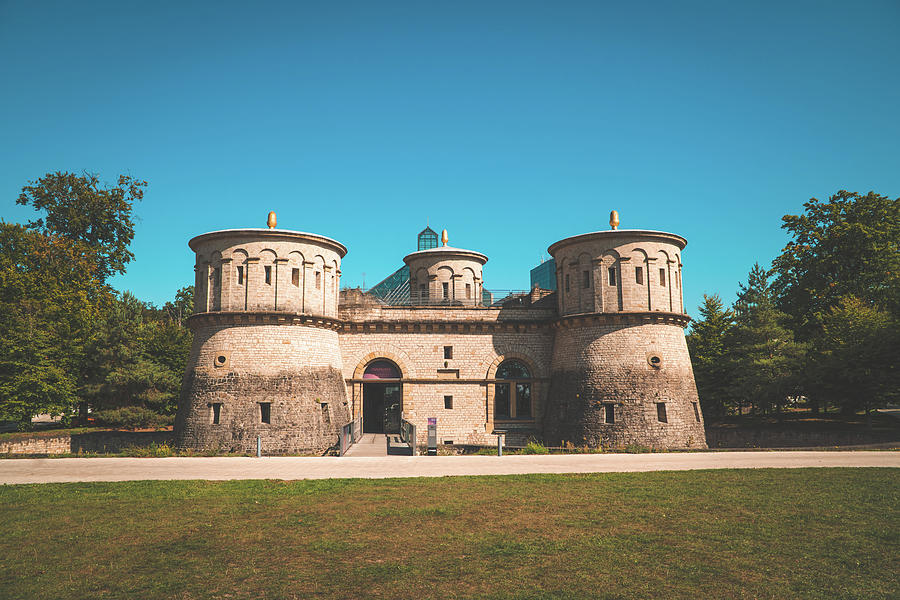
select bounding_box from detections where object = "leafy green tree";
[16,171,147,282]
[726,264,807,416]
[772,190,900,335]
[687,294,734,419]
[0,223,108,426]
[164,286,194,327]
[809,297,900,417]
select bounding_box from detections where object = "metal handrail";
[400,419,417,456]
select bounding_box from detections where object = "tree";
[687,294,734,419]
[16,171,147,282]
[726,264,806,416]
[0,223,109,426]
[809,296,900,417]
[772,190,900,336]
[164,286,194,327]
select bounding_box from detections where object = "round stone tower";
[174,213,351,454]
[403,229,488,305]
[543,212,707,449]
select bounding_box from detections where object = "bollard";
[257,435,261,457]
[497,433,504,457]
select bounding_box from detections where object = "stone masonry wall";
[545,320,707,449]
[175,322,350,454]
[339,319,554,445]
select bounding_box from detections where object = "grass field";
[1,469,897,599]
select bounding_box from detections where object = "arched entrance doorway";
[362,359,402,434]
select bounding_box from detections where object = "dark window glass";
[237,266,244,285]
[515,383,531,418]
[292,268,299,286]
[604,403,615,424]
[494,383,510,418]
[657,402,667,423]
[444,395,453,409]
[260,402,271,424]
[608,267,616,286]
[444,346,453,360]
[211,403,222,424]
[442,282,449,299]
[496,360,531,379]
[264,266,272,285]
[635,267,643,285]
[466,283,471,299]
[659,268,666,287]
[363,360,401,379]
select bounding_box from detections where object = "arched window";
[363,360,401,380]
[495,359,532,420]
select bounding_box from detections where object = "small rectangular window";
[635,266,643,285]
[466,283,471,299]
[604,403,615,424]
[565,274,570,292]
[442,282,449,299]
[444,346,453,360]
[659,268,666,287]
[237,266,244,285]
[315,271,321,289]
[657,402,667,423]
[260,402,271,424]
[444,395,453,409]
[608,267,616,286]
[264,266,272,285]
[582,270,590,288]
[693,402,700,422]
[211,403,222,424]
[292,268,299,287]
[213,266,221,286]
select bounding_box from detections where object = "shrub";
[91,406,174,430]
[521,440,550,455]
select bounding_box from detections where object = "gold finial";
[609,210,619,230]
[441,229,448,246]
[267,211,277,229]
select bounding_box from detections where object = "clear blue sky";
[2,0,898,315]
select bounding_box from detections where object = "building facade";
[175,213,707,454]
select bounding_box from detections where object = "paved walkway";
[343,433,414,457]
[0,451,896,485]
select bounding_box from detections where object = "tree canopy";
[16,171,147,283]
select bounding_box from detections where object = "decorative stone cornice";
[553,311,691,329]
[186,311,343,331]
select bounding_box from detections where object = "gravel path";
[0,450,897,484]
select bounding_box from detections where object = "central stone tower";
[174,213,351,454]
[543,212,707,449]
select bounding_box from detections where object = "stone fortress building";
[175,211,707,453]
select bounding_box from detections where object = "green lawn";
[1,469,897,599]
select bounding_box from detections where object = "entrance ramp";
[342,433,414,457]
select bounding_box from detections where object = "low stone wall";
[706,428,900,448]
[0,430,173,455]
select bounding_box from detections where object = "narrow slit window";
[582,270,590,288]
[444,395,453,409]
[565,274,570,292]
[237,266,244,285]
[659,268,666,287]
[260,402,271,424]
[213,266,221,286]
[315,271,321,289]
[693,402,700,422]
[442,282,449,299]
[444,346,453,360]
[656,402,667,423]
[211,403,222,425]
[264,266,272,285]
[466,283,472,299]
[291,268,299,287]
[635,266,643,285]
[608,267,617,286]
[604,403,615,424]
